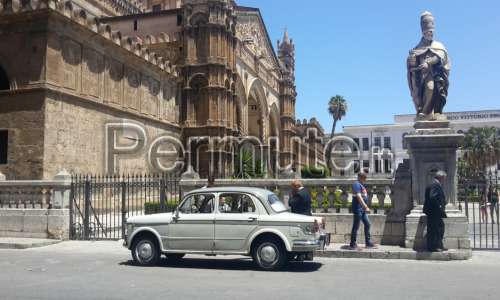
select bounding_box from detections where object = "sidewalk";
[317,243,472,261]
[0,237,473,260]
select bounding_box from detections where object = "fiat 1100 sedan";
[123,187,328,271]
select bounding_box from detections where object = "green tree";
[327,94,348,134]
[461,126,500,174]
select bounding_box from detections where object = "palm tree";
[461,126,500,174]
[327,95,348,134]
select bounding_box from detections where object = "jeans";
[350,209,372,245]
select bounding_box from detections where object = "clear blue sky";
[236,0,500,133]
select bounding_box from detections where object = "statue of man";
[407,11,450,116]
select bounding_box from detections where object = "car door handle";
[247,217,257,221]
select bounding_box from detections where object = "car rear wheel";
[131,237,161,266]
[252,238,286,271]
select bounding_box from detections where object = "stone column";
[403,116,470,249]
[53,169,72,209]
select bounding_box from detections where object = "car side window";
[179,194,215,214]
[223,194,256,214]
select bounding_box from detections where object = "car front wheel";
[131,237,161,266]
[252,238,286,271]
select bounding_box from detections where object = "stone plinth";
[403,117,469,249]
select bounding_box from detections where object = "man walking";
[350,171,378,250]
[289,180,312,216]
[423,170,448,252]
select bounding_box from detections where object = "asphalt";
[0,237,473,260]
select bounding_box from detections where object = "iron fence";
[458,173,499,249]
[70,173,181,240]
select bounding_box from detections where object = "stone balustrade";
[0,170,71,239]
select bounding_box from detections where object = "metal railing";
[70,173,181,240]
[458,174,499,249]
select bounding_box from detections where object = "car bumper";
[291,240,320,252]
[319,232,331,250]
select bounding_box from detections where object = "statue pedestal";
[403,118,470,249]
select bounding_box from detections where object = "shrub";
[144,201,179,215]
[300,166,330,178]
[310,188,318,212]
[322,187,331,212]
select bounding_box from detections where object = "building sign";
[394,110,500,124]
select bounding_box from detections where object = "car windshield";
[267,194,287,212]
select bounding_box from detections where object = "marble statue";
[407,11,450,116]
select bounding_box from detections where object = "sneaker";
[365,243,379,249]
[349,244,362,250]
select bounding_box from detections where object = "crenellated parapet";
[295,117,325,136]
[0,0,178,78]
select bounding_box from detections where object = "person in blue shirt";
[350,171,378,250]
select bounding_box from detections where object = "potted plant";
[371,186,380,213]
[333,188,342,213]
[346,187,353,213]
[310,188,318,213]
[384,203,392,213]
[322,187,331,213]
[347,201,352,213]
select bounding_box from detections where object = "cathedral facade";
[0,0,325,179]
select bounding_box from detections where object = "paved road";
[1,241,499,299]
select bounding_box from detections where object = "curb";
[0,238,62,249]
[314,247,472,261]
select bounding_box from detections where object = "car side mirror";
[172,208,180,221]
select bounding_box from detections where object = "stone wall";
[43,93,182,177]
[0,1,183,179]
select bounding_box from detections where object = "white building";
[336,109,500,178]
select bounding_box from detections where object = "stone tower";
[277,29,297,168]
[180,0,238,177]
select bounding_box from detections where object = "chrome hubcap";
[137,242,153,261]
[260,245,277,264]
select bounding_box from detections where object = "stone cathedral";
[0,0,325,179]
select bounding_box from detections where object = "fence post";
[160,177,166,213]
[121,177,126,239]
[84,180,90,239]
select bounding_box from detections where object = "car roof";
[187,187,274,197]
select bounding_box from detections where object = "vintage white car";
[123,187,329,271]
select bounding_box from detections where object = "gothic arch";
[269,103,281,139]
[83,50,103,99]
[247,78,268,142]
[0,64,10,91]
[187,74,209,125]
[233,74,246,135]
[189,12,208,26]
[61,39,81,91]
[188,73,209,89]
[269,102,281,176]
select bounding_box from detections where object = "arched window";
[0,65,10,91]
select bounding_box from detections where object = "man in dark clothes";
[423,170,448,252]
[289,180,312,216]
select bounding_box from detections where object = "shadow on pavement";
[119,256,322,272]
